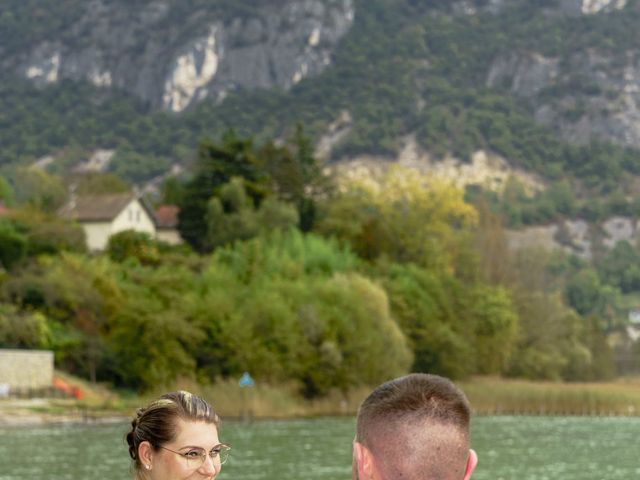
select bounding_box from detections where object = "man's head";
[353,373,477,480]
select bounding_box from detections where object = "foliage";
[179,130,329,251]
[380,263,517,379]
[0,303,51,349]
[73,172,131,195]
[10,167,67,213]
[178,132,268,251]
[205,178,298,250]
[318,165,477,271]
[597,241,640,294]
[1,254,119,381]
[504,249,615,381]
[107,230,160,266]
[0,176,15,205]
[5,208,86,256]
[0,221,27,270]
[202,232,411,396]
[565,268,616,317]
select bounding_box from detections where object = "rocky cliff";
[485,0,640,149]
[4,0,640,192]
[3,0,354,112]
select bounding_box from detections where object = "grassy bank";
[460,377,640,416]
[191,376,640,418]
[4,374,640,424]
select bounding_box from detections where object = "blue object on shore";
[239,371,255,387]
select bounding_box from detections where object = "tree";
[258,124,332,232]
[107,230,160,265]
[0,304,50,349]
[565,268,609,316]
[7,209,87,255]
[0,175,15,205]
[72,172,130,195]
[12,167,67,213]
[193,231,411,396]
[204,178,298,250]
[178,131,268,251]
[0,221,26,270]
[318,165,478,272]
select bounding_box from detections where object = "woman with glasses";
[126,391,231,479]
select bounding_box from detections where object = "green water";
[0,416,638,479]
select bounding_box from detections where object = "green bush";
[0,221,26,270]
[107,230,159,265]
[0,303,51,349]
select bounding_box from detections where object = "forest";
[0,130,635,396]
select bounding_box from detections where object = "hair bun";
[126,414,141,460]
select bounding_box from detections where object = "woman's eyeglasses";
[158,443,231,469]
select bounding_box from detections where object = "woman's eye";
[185,450,201,458]
[210,450,220,458]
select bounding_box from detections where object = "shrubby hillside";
[2,0,640,197]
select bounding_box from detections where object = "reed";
[36,372,640,420]
[460,376,640,416]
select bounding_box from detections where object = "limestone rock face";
[487,45,640,149]
[506,215,640,259]
[6,0,355,112]
[558,0,627,15]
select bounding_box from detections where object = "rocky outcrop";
[487,45,640,148]
[7,0,354,112]
[506,216,640,259]
[451,0,626,16]
[332,134,544,195]
[559,0,627,15]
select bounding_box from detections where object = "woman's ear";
[463,448,478,480]
[138,441,154,470]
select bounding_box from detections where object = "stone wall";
[0,349,54,390]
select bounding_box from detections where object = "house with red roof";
[154,204,183,245]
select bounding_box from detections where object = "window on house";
[136,210,141,222]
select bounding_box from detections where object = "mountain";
[2,0,640,192]
[2,0,354,112]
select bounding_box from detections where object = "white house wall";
[84,222,113,251]
[111,199,156,238]
[83,199,157,251]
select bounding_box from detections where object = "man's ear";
[463,448,478,480]
[353,442,376,480]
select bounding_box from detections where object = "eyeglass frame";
[157,443,231,469]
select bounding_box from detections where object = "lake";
[0,416,638,479]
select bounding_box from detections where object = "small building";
[59,193,156,251]
[0,202,10,217]
[0,349,54,393]
[628,308,640,325]
[154,204,183,245]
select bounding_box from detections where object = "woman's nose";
[200,455,219,477]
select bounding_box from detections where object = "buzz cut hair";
[356,373,472,480]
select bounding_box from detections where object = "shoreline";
[0,399,129,427]
[3,376,640,426]
[3,406,640,429]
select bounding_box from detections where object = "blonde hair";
[126,391,219,472]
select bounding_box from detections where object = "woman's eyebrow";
[179,444,223,451]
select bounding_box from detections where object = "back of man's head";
[354,373,475,480]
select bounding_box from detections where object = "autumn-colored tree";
[318,165,477,272]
